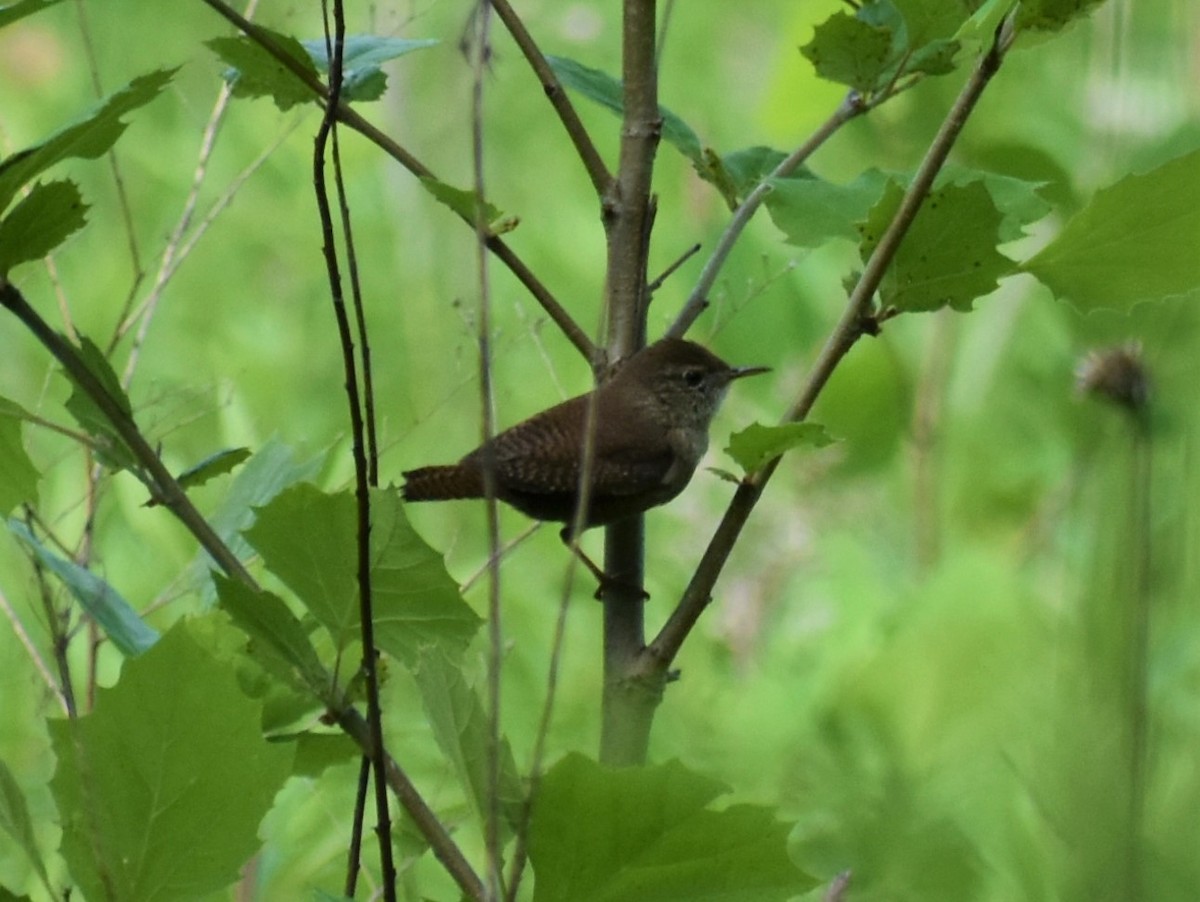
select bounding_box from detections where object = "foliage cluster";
[1,0,1198,900]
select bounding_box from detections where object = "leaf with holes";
[859,179,1014,312]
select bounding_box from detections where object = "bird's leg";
[557,527,650,601]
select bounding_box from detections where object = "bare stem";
[312,1,397,895]
[598,0,660,767]
[647,19,1014,671]
[465,4,506,899]
[667,91,865,339]
[1,281,254,585]
[197,0,596,365]
[489,0,612,196]
[72,0,145,318]
[0,275,487,901]
[0,585,70,716]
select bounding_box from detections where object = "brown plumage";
[402,338,768,528]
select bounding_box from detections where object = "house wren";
[401,338,769,529]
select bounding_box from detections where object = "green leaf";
[802,1,966,93]
[244,484,358,645]
[195,436,327,591]
[719,146,788,200]
[245,484,481,661]
[1015,0,1107,32]
[800,10,895,93]
[301,35,439,103]
[0,0,66,29]
[61,335,138,472]
[546,55,703,162]
[0,398,38,513]
[938,163,1051,242]
[6,518,159,656]
[529,754,813,902]
[207,29,319,111]
[369,488,483,661]
[892,0,967,46]
[0,759,52,897]
[419,176,516,235]
[0,68,175,216]
[412,648,523,843]
[1022,148,1200,313]
[288,732,360,777]
[177,446,251,492]
[49,621,293,901]
[777,164,1046,250]
[0,180,88,274]
[859,178,1014,312]
[720,159,1003,258]
[765,169,890,248]
[214,574,327,692]
[954,0,1018,48]
[725,422,838,475]
[905,37,960,77]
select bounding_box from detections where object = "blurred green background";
[1,0,1198,899]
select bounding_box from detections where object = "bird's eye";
[683,367,705,387]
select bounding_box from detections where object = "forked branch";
[197,0,597,364]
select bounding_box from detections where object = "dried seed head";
[1075,342,1150,413]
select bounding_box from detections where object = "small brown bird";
[402,338,768,532]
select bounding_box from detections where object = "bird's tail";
[401,465,484,501]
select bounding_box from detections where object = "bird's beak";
[728,365,771,381]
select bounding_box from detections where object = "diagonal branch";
[197,0,597,365]
[645,17,1016,672]
[0,278,487,902]
[489,0,613,197]
[666,91,866,339]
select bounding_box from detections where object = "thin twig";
[22,512,78,717]
[71,0,145,318]
[344,755,371,897]
[824,870,853,902]
[312,0,397,895]
[646,16,1016,671]
[654,0,676,71]
[333,705,487,900]
[646,241,700,299]
[666,92,864,339]
[115,120,296,345]
[0,279,487,900]
[334,130,379,485]
[197,0,597,365]
[0,585,70,716]
[460,522,541,593]
[503,567,574,902]
[1126,413,1152,901]
[466,4,506,898]
[489,0,612,196]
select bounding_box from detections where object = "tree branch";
[312,0,397,895]
[489,0,613,197]
[646,17,1015,672]
[196,0,598,365]
[666,91,865,339]
[598,0,661,767]
[0,277,487,902]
